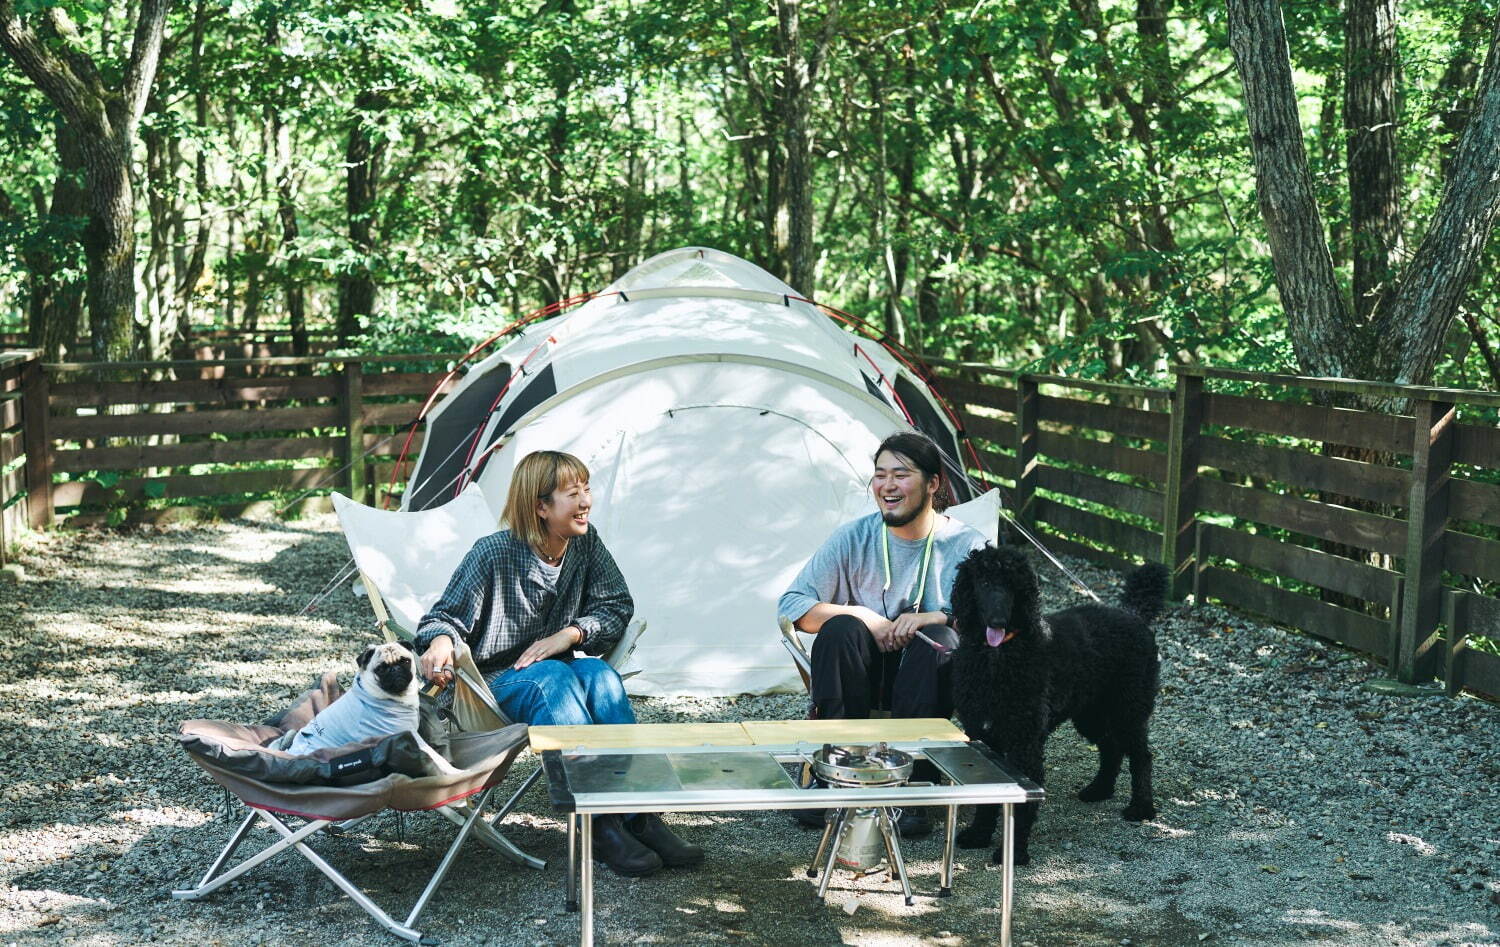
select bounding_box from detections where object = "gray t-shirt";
[778,512,989,625]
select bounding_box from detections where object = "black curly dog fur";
[950,545,1169,865]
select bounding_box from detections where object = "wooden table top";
[528,717,967,752]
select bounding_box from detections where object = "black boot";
[896,807,932,839]
[628,814,705,867]
[592,814,662,877]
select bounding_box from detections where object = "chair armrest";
[603,618,647,673]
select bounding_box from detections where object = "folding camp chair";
[173,670,535,943]
[175,486,645,942]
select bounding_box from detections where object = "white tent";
[397,247,995,696]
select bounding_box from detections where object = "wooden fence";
[23,353,452,528]
[924,359,1500,702]
[1,350,1495,701]
[0,352,31,564]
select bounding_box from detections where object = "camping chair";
[173,668,535,943]
[779,488,1004,716]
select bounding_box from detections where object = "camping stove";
[805,743,917,905]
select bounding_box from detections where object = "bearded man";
[779,431,989,723]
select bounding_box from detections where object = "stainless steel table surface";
[540,739,1044,947]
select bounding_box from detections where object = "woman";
[415,449,701,878]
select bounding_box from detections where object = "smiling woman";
[411,449,704,877]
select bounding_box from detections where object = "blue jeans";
[489,657,635,726]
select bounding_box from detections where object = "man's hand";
[861,613,900,652]
[513,626,581,669]
[420,634,456,687]
[890,610,947,649]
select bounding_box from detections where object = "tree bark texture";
[771,0,839,297]
[336,91,386,344]
[0,0,169,362]
[1344,0,1404,322]
[1372,19,1500,385]
[1226,0,1358,378]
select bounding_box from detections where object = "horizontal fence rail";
[0,349,1493,702]
[923,358,1499,703]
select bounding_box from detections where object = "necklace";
[880,516,937,607]
[537,538,569,564]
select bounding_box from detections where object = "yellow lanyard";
[881,519,937,609]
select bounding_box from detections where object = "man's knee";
[811,614,871,658]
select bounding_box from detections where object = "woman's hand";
[513,626,582,669]
[420,634,456,686]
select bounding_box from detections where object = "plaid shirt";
[415,525,632,673]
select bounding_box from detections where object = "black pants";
[808,614,958,720]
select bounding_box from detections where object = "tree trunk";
[0,0,168,363]
[143,94,175,360]
[1227,0,1364,377]
[175,0,211,340]
[1369,17,1500,385]
[1345,0,1404,321]
[79,134,138,361]
[538,0,574,304]
[265,16,307,357]
[771,0,840,296]
[1229,0,1500,389]
[336,91,386,345]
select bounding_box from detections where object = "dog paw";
[1076,782,1114,802]
[991,845,1029,866]
[955,826,994,849]
[1121,802,1156,822]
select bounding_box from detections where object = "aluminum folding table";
[531,719,1044,947]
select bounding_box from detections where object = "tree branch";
[1372,16,1500,384]
[0,2,105,136]
[122,0,171,137]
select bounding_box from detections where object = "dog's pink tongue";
[985,627,1007,647]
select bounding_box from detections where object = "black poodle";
[949,544,1168,865]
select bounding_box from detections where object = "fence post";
[341,360,366,505]
[1395,397,1454,683]
[20,358,53,530]
[1161,370,1203,598]
[1013,373,1039,532]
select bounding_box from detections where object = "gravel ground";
[0,513,1497,947]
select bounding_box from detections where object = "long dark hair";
[874,431,952,511]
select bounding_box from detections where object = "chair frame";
[172,779,542,944]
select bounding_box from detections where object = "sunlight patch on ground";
[1386,832,1438,856]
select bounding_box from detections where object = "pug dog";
[288,641,459,776]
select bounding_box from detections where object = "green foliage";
[0,0,1495,390]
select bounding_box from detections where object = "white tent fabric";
[396,247,997,696]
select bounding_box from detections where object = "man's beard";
[881,499,929,529]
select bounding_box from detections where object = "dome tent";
[397,247,995,696]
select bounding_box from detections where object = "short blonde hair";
[501,450,590,552]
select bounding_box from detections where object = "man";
[780,430,989,724]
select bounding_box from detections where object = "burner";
[809,742,914,788]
